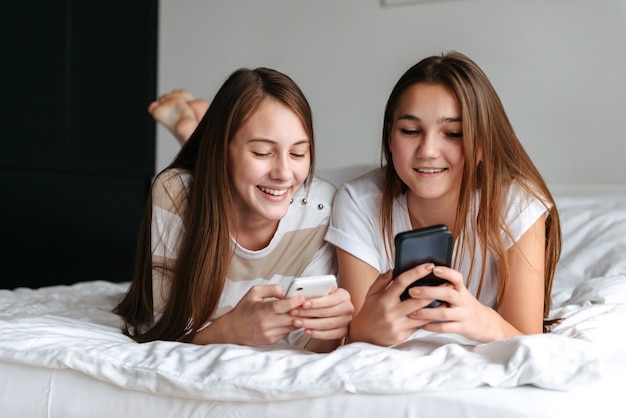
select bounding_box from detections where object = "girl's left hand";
[406,265,503,342]
[288,285,354,340]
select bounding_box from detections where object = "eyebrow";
[247,138,310,146]
[397,114,462,124]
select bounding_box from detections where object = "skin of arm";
[497,216,546,334]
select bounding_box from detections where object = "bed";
[1,182,625,417]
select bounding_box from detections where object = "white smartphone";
[285,275,337,299]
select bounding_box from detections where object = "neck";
[406,192,458,232]
[231,219,279,251]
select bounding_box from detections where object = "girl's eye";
[290,145,310,159]
[446,132,463,139]
[400,128,420,135]
[253,152,270,157]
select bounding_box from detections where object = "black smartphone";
[393,224,454,306]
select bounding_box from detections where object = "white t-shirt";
[150,168,337,345]
[325,168,549,307]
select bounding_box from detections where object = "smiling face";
[228,98,311,230]
[389,83,465,211]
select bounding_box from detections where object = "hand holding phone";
[393,224,453,306]
[285,275,337,299]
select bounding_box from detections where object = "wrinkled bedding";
[0,192,624,403]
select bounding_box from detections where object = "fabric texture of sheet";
[0,192,625,408]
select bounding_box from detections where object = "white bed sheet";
[1,190,625,417]
[1,359,624,418]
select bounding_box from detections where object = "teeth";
[258,186,288,196]
[417,168,445,174]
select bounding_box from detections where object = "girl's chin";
[254,203,291,222]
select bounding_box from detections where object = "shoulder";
[341,167,385,193]
[333,167,385,210]
[336,167,385,201]
[501,181,551,244]
[303,176,337,206]
[152,168,191,212]
[326,168,390,272]
[284,176,336,228]
[330,167,387,231]
[504,181,551,214]
[153,168,191,191]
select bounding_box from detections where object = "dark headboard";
[1,0,158,289]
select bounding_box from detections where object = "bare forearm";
[190,319,230,345]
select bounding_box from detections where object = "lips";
[257,186,288,196]
[416,168,446,174]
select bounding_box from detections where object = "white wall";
[156,0,626,187]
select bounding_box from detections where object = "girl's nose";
[416,131,439,158]
[270,155,291,180]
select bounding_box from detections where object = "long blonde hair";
[115,68,315,341]
[380,52,561,319]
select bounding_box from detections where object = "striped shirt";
[150,168,337,342]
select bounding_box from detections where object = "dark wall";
[1,1,158,289]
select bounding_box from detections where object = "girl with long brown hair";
[325,51,561,346]
[115,67,353,352]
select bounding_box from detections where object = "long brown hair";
[115,68,315,342]
[380,52,561,319]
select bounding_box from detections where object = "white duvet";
[0,193,625,402]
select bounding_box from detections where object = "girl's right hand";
[193,284,306,345]
[349,264,437,346]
